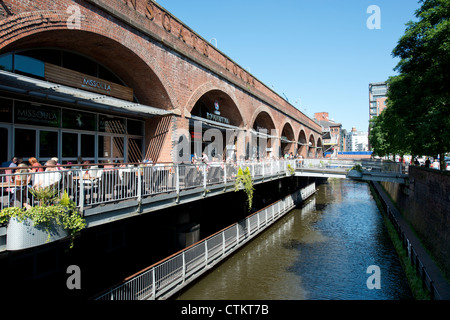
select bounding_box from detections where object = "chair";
[114,169,136,199]
[99,169,119,202]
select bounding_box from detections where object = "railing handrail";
[94,182,317,300]
[0,158,405,214]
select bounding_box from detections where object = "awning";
[189,115,243,131]
[0,70,174,117]
[249,129,278,140]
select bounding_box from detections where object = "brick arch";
[185,82,245,127]
[280,121,295,140]
[280,121,295,155]
[297,128,308,157]
[0,10,176,111]
[308,133,317,158]
[249,105,277,132]
[317,137,323,157]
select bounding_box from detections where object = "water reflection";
[176,179,413,300]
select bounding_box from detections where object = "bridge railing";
[0,160,296,213]
[297,158,403,174]
[94,182,317,300]
[0,158,404,214]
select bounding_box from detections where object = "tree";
[383,0,450,169]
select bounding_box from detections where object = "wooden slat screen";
[44,63,134,101]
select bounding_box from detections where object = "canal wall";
[380,166,450,278]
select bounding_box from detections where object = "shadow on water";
[176,179,413,300]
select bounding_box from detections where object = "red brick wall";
[0,0,322,162]
[381,166,450,277]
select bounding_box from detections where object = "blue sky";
[155,0,421,132]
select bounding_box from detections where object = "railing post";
[224,163,227,185]
[236,223,239,244]
[137,166,142,204]
[79,170,85,213]
[203,163,207,192]
[205,241,208,266]
[151,268,156,300]
[222,232,226,255]
[176,164,180,196]
[182,251,186,282]
[257,213,260,231]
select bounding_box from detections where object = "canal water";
[176,179,413,300]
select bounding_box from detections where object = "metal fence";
[0,158,404,213]
[0,160,300,211]
[95,182,317,300]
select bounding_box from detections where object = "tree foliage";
[370,0,450,168]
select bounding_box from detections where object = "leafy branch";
[234,167,255,211]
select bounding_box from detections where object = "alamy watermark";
[66,5,83,30]
[366,265,381,289]
[66,265,81,290]
[367,5,381,30]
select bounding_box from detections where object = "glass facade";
[0,98,144,165]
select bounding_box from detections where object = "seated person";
[33,160,61,189]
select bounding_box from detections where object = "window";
[0,49,125,87]
[14,101,60,128]
[62,109,96,131]
[128,137,142,163]
[39,130,58,158]
[62,132,78,158]
[14,55,45,78]
[127,119,144,136]
[80,134,95,158]
[99,115,125,134]
[98,135,125,162]
[15,128,36,158]
[0,98,13,123]
[0,54,13,72]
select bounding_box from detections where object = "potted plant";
[287,164,295,176]
[0,187,86,250]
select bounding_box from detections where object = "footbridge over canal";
[295,158,408,184]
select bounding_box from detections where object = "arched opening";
[297,130,307,158]
[0,30,172,110]
[0,30,173,164]
[280,122,295,158]
[189,90,243,161]
[251,111,277,160]
[308,134,316,158]
[317,137,323,158]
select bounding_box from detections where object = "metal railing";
[0,160,296,212]
[95,182,317,300]
[0,158,404,213]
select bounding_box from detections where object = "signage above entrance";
[44,63,134,101]
[206,112,230,125]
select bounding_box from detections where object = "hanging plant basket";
[6,216,69,251]
[1,189,86,251]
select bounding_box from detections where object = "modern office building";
[369,82,388,120]
[347,127,369,152]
